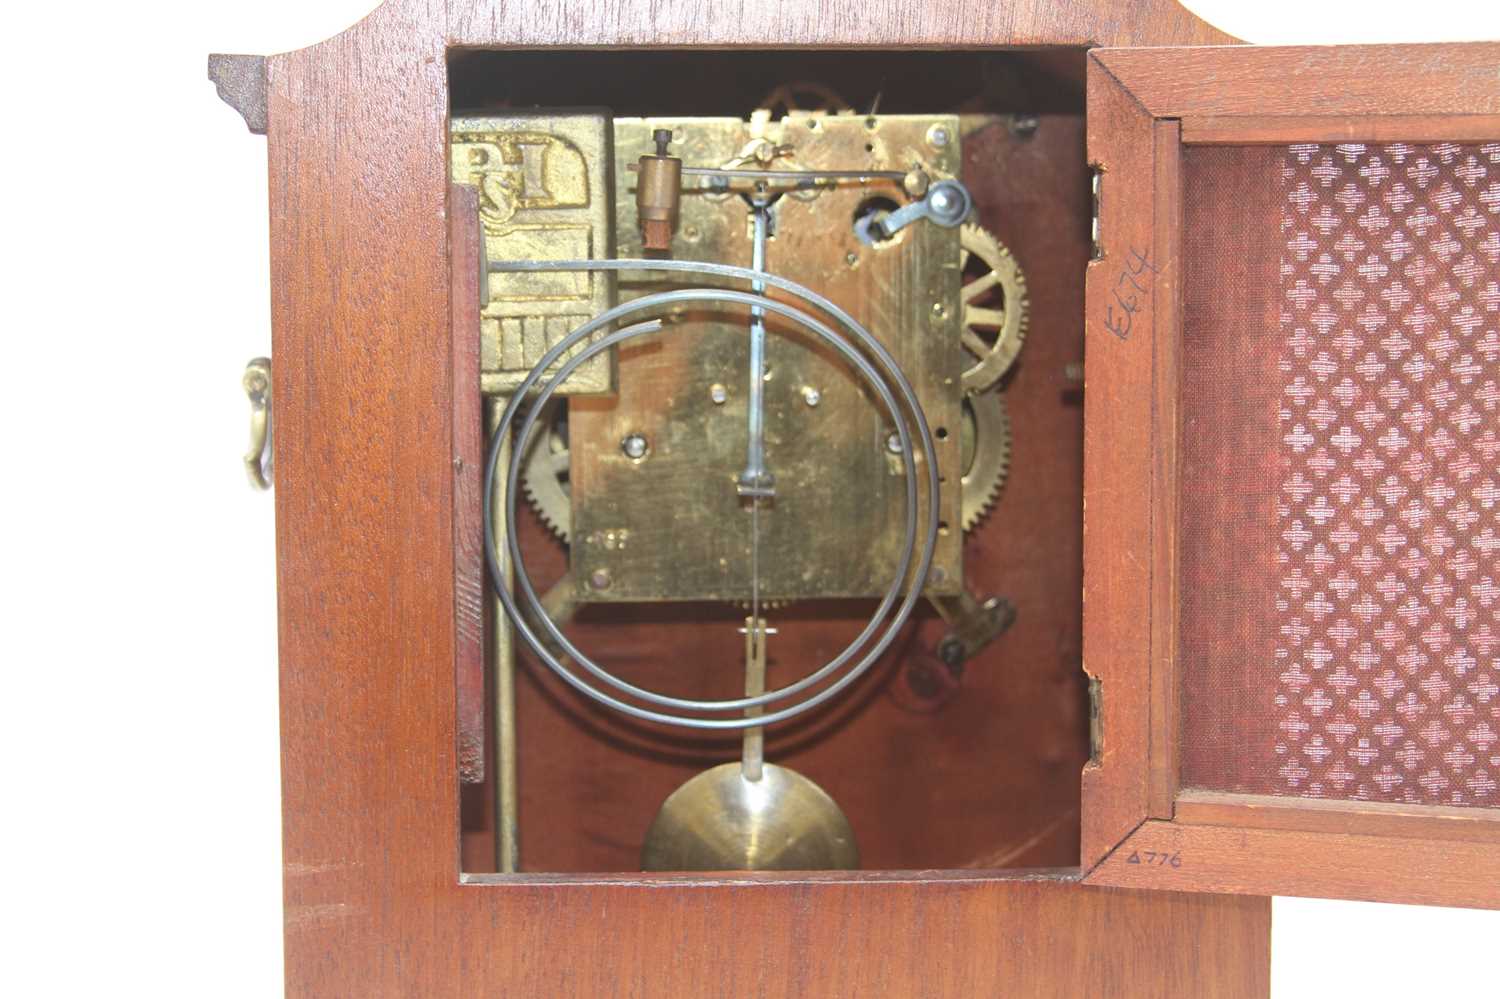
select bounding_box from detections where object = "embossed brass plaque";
[568,114,963,602]
[450,112,616,396]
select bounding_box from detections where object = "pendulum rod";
[737,195,775,776]
[737,194,775,501]
[486,399,520,873]
[741,616,770,781]
[738,194,775,631]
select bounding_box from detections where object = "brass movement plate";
[569,114,963,602]
[450,112,616,396]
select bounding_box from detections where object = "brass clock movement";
[461,88,1036,871]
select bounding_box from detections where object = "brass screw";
[620,433,649,460]
[589,569,612,591]
[1009,114,1040,139]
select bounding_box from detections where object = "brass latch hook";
[242,357,273,490]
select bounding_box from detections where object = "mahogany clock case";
[249,0,1500,991]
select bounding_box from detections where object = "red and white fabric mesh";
[1180,142,1500,807]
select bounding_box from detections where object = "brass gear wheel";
[959,223,1029,394]
[757,81,852,118]
[960,389,1012,533]
[520,399,572,544]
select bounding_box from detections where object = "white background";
[3,1,1499,995]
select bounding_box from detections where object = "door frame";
[1079,41,1500,908]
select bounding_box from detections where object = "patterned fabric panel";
[1180,142,1500,807]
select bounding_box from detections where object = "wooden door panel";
[1081,41,1500,908]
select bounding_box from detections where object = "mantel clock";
[210,1,1500,993]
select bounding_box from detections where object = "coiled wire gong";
[483,259,941,731]
[482,259,940,870]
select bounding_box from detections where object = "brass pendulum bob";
[640,618,858,872]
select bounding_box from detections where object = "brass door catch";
[243,357,273,490]
[1089,165,1104,261]
[1088,675,1103,764]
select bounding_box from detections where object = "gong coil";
[483,259,941,730]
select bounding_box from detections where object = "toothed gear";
[960,389,1012,533]
[757,81,852,118]
[520,399,572,544]
[958,223,1029,394]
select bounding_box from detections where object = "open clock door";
[1081,42,1500,909]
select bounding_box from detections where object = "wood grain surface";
[269,0,455,991]
[1176,791,1500,847]
[1095,42,1500,118]
[449,0,1237,49]
[264,1,1278,994]
[1146,118,1183,822]
[1092,819,1500,910]
[454,874,1272,997]
[1079,52,1161,872]
[1181,113,1500,145]
[450,183,486,783]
